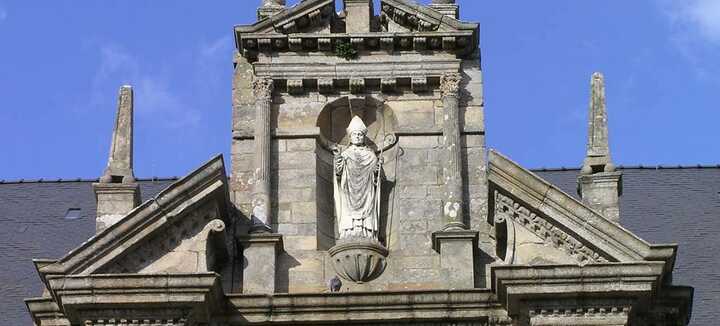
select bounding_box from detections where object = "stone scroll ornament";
[333,116,383,241]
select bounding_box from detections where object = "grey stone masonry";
[93,85,140,233]
[578,72,622,222]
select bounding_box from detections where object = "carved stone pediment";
[487,150,678,270]
[236,0,336,35]
[380,0,478,33]
[36,155,231,278]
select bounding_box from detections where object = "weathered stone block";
[397,199,440,220]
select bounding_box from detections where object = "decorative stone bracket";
[238,31,475,59]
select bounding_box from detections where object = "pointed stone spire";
[94,85,140,233]
[578,73,622,223]
[258,0,286,20]
[100,85,136,184]
[430,0,459,19]
[581,72,615,175]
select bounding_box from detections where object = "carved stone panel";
[493,191,610,265]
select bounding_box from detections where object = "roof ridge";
[531,164,720,172]
[0,177,180,185]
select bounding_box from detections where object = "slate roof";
[1,168,718,325]
[0,179,176,326]
[535,167,720,326]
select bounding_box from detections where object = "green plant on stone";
[335,42,358,60]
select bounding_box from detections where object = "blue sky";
[0,0,718,180]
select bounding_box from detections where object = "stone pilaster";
[430,0,459,19]
[432,73,478,289]
[94,85,140,233]
[239,233,283,294]
[251,78,274,233]
[578,73,622,222]
[258,0,285,20]
[440,73,465,230]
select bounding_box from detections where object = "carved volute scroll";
[493,191,610,264]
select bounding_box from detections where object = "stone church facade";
[24,1,693,325]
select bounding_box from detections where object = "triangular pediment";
[37,155,231,280]
[235,0,336,35]
[380,0,478,33]
[487,150,677,271]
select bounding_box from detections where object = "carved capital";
[440,73,461,97]
[252,78,274,100]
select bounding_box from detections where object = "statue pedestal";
[432,229,478,288]
[328,239,388,284]
[238,233,283,294]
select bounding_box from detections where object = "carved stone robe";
[334,144,380,240]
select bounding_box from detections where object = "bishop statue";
[333,116,383,241]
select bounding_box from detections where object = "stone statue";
[333,116,383,240]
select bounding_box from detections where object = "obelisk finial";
[430,0,459,19]
[578,73,622,223]
[100,85,136,184]
[94,85,140,233]
[581,72,615,175]
[258,0,286,20]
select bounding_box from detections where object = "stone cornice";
[227,289,512,324]
[488,150,678,270]
[491,263,665,319]
[44,273,223,325]
[39,155,231,276]
[237,31,476,58]
[252,57,461,94]
[24,296,67,326]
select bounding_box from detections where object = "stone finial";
[258,0,286,20]
[430,0,459,19]
[578,73,622,223]
[100,85,136,184]
[344,0,373,33]
[94,85,140,233]
[581,72,615,175]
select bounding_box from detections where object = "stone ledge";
[237,31,476,58]
[491,262,664,319]
[45,273,223,325]
[237,233,283,250]
[431,229,478,253]
[227,289,511,324]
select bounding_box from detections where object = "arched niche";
[314,96,399,250]
[316,96,398,153]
